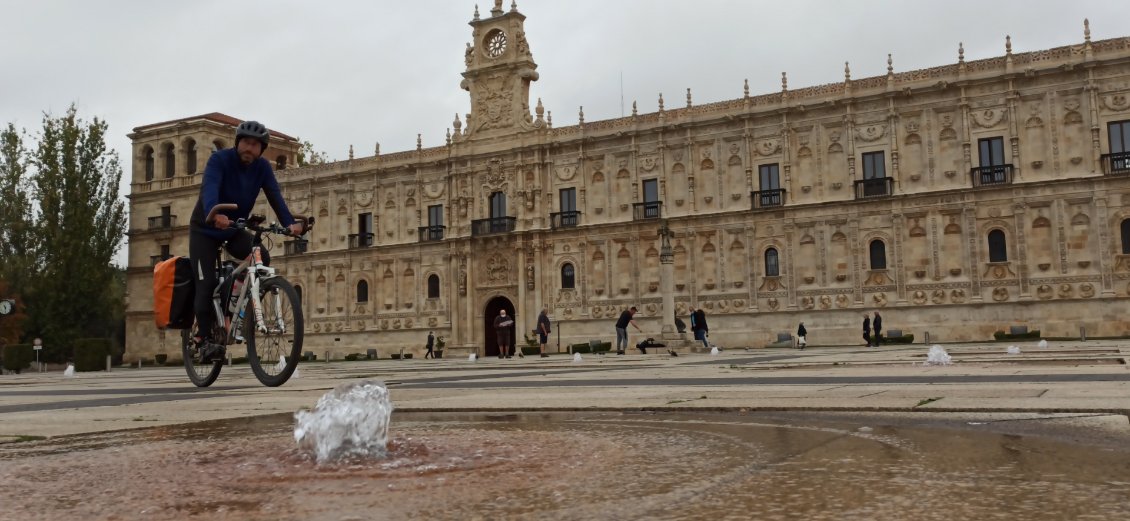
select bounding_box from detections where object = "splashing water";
[923,345,952,366]
[710,347,720,356]
[1007,345,1021,355]
[294,380,393,464]
[277,356,300,379]
[1038,339,1049,349]
[63,364,75,377]
[573,352,583,363]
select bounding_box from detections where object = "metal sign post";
[33,338,43,373]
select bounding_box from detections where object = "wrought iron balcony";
[853,177,893,199]
[1101,152,1130,175]
[632,201,663,220]
[348,232,374,249]
[550,211,581,229]
[471,216,516,236]
[418,225,446,242]
[970,164,1014,187]
[751,189,786,210]
[147,215,177,230]
[284,239,308,255]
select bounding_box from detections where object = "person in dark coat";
[692,308,710,349]
[797,322,807,349]
[536,308,552,358]
[614,306,642,355]
[863,313,872,347]
[872,311,883,347]
[424,331,435,359]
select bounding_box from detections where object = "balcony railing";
[348,232,374,249]
[471,216,516,236]
[853,177,893,199]
[147,215,177,230]
[633,201,663,220]
[970,164,1014,187]
[751,189,786,210]
[149,254,172,267]
[284,239,308,255]
[550,211,581,229]
[1101,152,1130,175]
[418,225,446,242]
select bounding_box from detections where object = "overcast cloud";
[2,0,1127,266]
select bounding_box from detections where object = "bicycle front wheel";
[245,277,303,387]
[181,327,222,387]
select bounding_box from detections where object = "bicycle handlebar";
[206,203,315,237]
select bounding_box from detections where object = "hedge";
[993,330,1041,341]
[881,334,915,344]
[2,344,34,373]
[73,338,112,372]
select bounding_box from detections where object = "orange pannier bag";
[153,256,195,329]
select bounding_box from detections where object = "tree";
[27,106,127,361]
[297,139,329,166]
[0,123,35,292]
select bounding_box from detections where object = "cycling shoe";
[199,341,227,363]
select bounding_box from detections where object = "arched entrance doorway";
[483,296,517,357]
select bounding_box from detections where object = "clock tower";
[459,0,540,138]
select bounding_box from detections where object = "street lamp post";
[33,337,43,373]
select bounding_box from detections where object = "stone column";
[659,222,679,340]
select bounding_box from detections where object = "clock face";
[484,29,507,58]
[0,300,12,315]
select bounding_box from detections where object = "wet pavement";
[0,341,1128,519]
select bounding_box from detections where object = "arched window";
[356,280,369,303]
[294,285,303,303]
[765,248,780,277]
[143,146,154,181]
[869,239,887,270]
[184,139,197,175]
[561,263,576,289]
[988,230,1008,262]
[163,144,175,178]
[1122,219,1130,254]
[427,274,440,299]
[276,155,287,170]
[212,140,225,152]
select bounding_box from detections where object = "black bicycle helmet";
[235,120,270,148]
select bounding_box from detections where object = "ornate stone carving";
[971,107,1007,128]
[912,290,928,305]
[1102,93,1130,112]
[756,139,781,156]
[950,289,966,303]
[1080,283,1095,298]
[835,294,851,308]
[1037,284,1054,300]
[932,289,946,304]
[854,124,887,142]
[800,296,815,309]
[871,293,888,307]
[555,165,576,181]
[766,298,779,311]
[1058,283,1074,298]
[818,295,832,309]
[992,287,1010,302]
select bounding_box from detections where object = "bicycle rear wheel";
[246,277,303,387]
[181,326,222,387]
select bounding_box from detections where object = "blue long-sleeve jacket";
[189,148,295,240]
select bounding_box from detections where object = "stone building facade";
[125,3,1130,360]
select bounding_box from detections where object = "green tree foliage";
[296,139,329,166]
[0,124,35,290]
[25,106,127,362]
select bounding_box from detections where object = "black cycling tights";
[188,229,270,338]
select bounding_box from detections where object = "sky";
[2,0,1128,266]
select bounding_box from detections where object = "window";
[164,144,175,178]
[490,192,507,218]
[212,140,224,152]
[428,205,443,227]
[276,155,287,170]
[1110,120,1130,154]
[560,188,577,212]
[160,244,170,259]
[185,139,197,175]
[561,263,576,289]
[988,230,1008,262]
[978,137,1006,167]
[144,146,154,181]
[358,212,372,235]
[758,164,780,190]
[862,151,885,180]
[869,239,887,270]
[1121,219,1130,254]
[427,274,440,299]
[764,248,780,277]
[356,280,369,303]
[642,179,659,202]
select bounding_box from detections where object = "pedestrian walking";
[872,311,883,347]
[536,308,551,358]
[797,322,807,349]
[862,313,872,347]
[494,309,515,359]
[424,331,435,359]
[692,308,710,349]
[614,306,643,355]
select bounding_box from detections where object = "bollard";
[923,331,930,344]
[1080,326,1086,342]
[106,355,112,372]
[227,352,233,366]
[138,359,142,369]
[325,350,331,363]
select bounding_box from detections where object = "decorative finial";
[547,110,552,128]
[887,54,893,76]
[348,144,354,160]
[743,78,749,98]
[453,112,462,132]
[465,113,472,133]
[417,134,422,151]
[1084,18,1091,43]
[445,128,451,145]
[658,92,665,111]
[578,106,584,124]
[535,97,544,117]
[685,88,691,108]
[781,72,788,92]
[631,100,638,117]
[473,4,480,20]
[844,61,851,82]
[375,142,380,156]
[958,42,965,63]
[491,0,503,16]
[511,0,517,12]
[1005,35,1012,55]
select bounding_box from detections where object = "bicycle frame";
[210,231,289,344]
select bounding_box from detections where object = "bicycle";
[181,203,313,387]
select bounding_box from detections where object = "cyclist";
[188,120,305,360]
